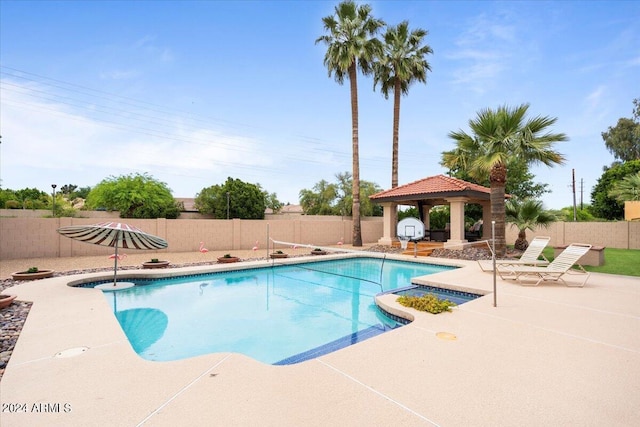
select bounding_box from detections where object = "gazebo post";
[421,204,432,240]
[481,200,492,240]
[378,202,397,246]
[445,197,469,249]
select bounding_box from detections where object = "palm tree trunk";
[490,164,507,257]
[491,183,507,257]
[349,62,362,246]
[392,78,401,189]
[390,78,402,238]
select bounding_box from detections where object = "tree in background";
[548,206,597,222]
[0,188,49,209]
[358,180,383,216]
[299,179,338,215]
[0,188,13,208]
[608,171,640,202]
[195,177,266,220]
[262,188,283,214]
[299,172,383,217]
[57,184,91,212]
[0,187,78,216]
[73,186,92,200]
[12,188,49,210]
[334,172,383,217]
[334,172,353,217]
[442,104,567,257]
[316,0,385,246]
[86,173,180,219]
[590,160,640,219]
[505,199,556,250]
[60,184,77,197]
[56,184,90,200]
[601,98,640,162]
[397,206,419,221]
[373,20,433,189]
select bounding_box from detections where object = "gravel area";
[0,244,510,380]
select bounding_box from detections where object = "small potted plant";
[11,266,55,281]
[142,258,170,269]
[217,253,240,263]
[270,250,289,259]
[310,248,327,255]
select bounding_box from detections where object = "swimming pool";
[101,257,463,364]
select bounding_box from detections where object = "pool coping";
[2,253,639,426]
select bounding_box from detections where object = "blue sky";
[1,0,638,209]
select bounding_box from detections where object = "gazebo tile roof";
[370,174,491,200]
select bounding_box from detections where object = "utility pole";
[572,169,577,221]
[580,178,584,210]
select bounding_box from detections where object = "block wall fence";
[1,211,638,260]
[0,215,382,260]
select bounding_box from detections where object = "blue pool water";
[102,257,466,364]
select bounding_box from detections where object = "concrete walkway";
[1,252,639,426]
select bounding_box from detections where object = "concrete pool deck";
[1,249,639,426]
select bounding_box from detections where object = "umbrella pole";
[113,240,120,286]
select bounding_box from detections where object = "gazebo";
[370,174,495,249]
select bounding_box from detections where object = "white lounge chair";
[497,243,592,287]
[478,236,551,272]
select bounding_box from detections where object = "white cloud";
[585,86,606,111]
[446,12,521,94]
[0,79,340,198]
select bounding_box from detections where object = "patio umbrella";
[57,221,168,286]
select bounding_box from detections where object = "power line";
[0,65,440,195]
[0,65,434,169]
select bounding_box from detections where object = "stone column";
[445,197,469,249]
[421,204,432,229]
[421,204,432,240]
[377,202,397,246]
[481,200,492,240]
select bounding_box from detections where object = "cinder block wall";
[0,217,383,260]
[505,222,639,249]
[2,214,637,260]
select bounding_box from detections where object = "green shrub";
[56,206,79,218]
[397,293,456,314]
[5,200,20,209]
[27,267,39,273]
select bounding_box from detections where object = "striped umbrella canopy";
[57,222,168,286]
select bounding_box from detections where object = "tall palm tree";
[443,104,567,256]
[373,21,433,189]
[505,199,556,250]
[316,1,384,247]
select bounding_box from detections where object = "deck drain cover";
[55,347,89,358]
[436,332,457,341]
